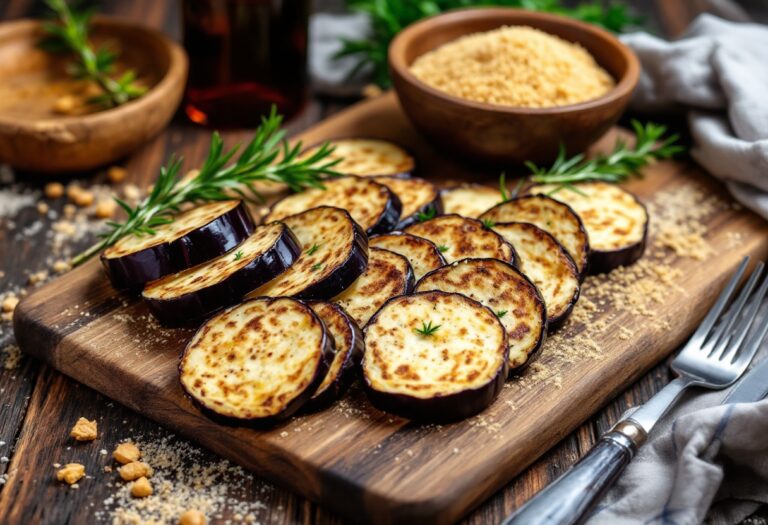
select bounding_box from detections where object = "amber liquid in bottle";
[182,0,310,128]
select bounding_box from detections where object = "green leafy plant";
[306,243,322,255]
[416,206,437,222]
[437,244,449,253]
[71,108,340,266]
[336,0,641,87]
[40,0,147,108]
[495,310,508,318]
[501,120,682,199]
[414,320,441,336]
[233,250,244,261]
[481,218,495,229]
[311,263,324,272]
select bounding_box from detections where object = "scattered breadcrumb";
[99,433,270,525]
[70,417,98,441]
[113,443,141,465]
[56,463,86,485]
[118,461,153,481]
[179,509,206,525]
[107,166,128,184]
[1,294,18,313]
[44,182,65,199]
[130,476,153,498]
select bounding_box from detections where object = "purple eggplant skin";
[587,198,649,275]
[178,298,333,427]
[362,291,509,423]
[302,302,365,412]
[101,202,255,293]
[367,186,403,235]
[294,216,370,301]
[395,194,444,230]
[143,223,301,328]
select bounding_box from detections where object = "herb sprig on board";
[71,108,340,266]
[336,0,641,87]
[40,0,147,108]
[500,120,682,199]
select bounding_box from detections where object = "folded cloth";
[587,378,768,525]
[622,14,768,220]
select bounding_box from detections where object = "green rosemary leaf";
[500,120,682,196]
[416,206,437,222]
[41,0,146,109]
[70,107,341,267]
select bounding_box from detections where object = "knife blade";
[724,358,768,404]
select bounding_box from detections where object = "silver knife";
[724,358,768,403]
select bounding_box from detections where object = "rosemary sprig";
[306,243,321,255]
[233,251,244,261]
[414,320,441,337]
[336,0,641,88]
[501,120,682,198]
[40,0,146,108]
[71,108,340,267]
[495,310,508,318]
[481,218,495,229]
[437,245,449,253]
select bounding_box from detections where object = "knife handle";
[500,422,645,525]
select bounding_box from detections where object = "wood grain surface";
[11,92,768,524]
[2,1,768,524]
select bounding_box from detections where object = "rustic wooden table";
[1,1,767,524]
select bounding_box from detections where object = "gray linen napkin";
[622,14,768,220]
[586,369,768,525]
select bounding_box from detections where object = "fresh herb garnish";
[40,0,147,108]
[311,263,324,272]
[416,206,437,222]
[306,243,321,255]
[495,310,508,318]
[233,250,243,261]
[414,320,441,337]
[499,172,526,202]
[437,245,449,253]
[500,120,682,199]
[336,0,641,88]
[481,218,495,229]
[71,108,340,266]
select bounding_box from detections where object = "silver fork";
[502,257,768,525]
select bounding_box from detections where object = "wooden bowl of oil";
[0,17,187,173]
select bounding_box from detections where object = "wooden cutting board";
[14,93,768,524]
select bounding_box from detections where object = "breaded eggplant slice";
[480,195,589,278]
[415,258,546,371]
[246,207,368,300]
[363,291,508,422]
[440,184,504,218]
[404,214,515,265]
[264,176,401,235]
[493,222,580,332]
[304,301,364,410]
[332,248,415,327]
[142,222,301,327]
[102,200,254,292]
[300,138,415,177]
[369,232,446,281]
[528,182,648,273]
[372,176,442,229]
[179,297,332,424]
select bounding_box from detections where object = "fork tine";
[691,257,749,346]
[718,268,768,362]
[732,312,768,368]
[708,262,764,358]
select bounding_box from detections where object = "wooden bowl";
[388,8,640,165]
[0,17,187,173]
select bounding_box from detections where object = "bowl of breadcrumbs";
[389,8,640,165]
